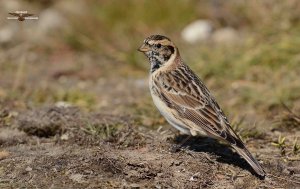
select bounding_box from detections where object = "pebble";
[25,166,32,172]
[181,20,213,44]
[212,27,240,45]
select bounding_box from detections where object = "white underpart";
[149,78,209,136]
[150,90,208,136]
[150,90,191,135]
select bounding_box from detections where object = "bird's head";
[138,35,178,72]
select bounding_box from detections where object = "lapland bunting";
[138,34,265,177]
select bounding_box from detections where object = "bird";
[9,12,34,21]
[138,34,265,177]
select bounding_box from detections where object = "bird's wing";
[9,13,19,16]
[23,13,34,17]
[157,67,243,147]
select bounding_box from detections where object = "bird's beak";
[138,44,150,52]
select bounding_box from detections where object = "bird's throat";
[150,57,162,73]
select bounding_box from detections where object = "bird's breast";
[149,75,173,119]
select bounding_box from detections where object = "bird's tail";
[233,145,266,177]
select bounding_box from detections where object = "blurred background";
[0,0,300,120]
[0,0,300,187]
[1,0,299,125]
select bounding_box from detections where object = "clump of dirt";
[14,106,139,146]
[275,112,300,131]
[0,128,27,146]
[16,106,81,137]
[0,109,9,119]
[0,109,10,127]
[272,104,300,131]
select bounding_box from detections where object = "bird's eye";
[156,44,161,48]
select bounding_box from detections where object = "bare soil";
[1,105,300,188]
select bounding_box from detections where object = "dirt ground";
[1,84,300,188]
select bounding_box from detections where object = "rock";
[69,173,85,183]
[0,128,27,145]
[181,20,213,44]
[0,25,18,45]
[55,101,72,108]
[60,133,69,141]
[129,184,140,188]
[212,27,240,45]
[25,166,32,172]
[0,150,10,160]
[37,9,68,34]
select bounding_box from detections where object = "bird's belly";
[150,92,191,135]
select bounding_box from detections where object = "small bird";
[9,12,34,21]
[138,34,265,177]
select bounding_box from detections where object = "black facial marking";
[167,45,174,54]
[163,54,171,61]
[151,62,161,73]
[151,51,159,56]
[149,56,162,73]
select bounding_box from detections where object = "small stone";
[69,173,85,183]
[181,20,213,44]
[189,175,197,181]
[55,101,72,108]
[25,166,32,172]
[0,151,10,160]
[174,160,183,166]
[129,184,140,188]
[37,9,68,33]
[189,172,200,181]
[0,25,17,45]
[212,27,240,45]
[60,133,69,141]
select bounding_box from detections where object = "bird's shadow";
[173,134,263,179]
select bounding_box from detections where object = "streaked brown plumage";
[138,34,265,177]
